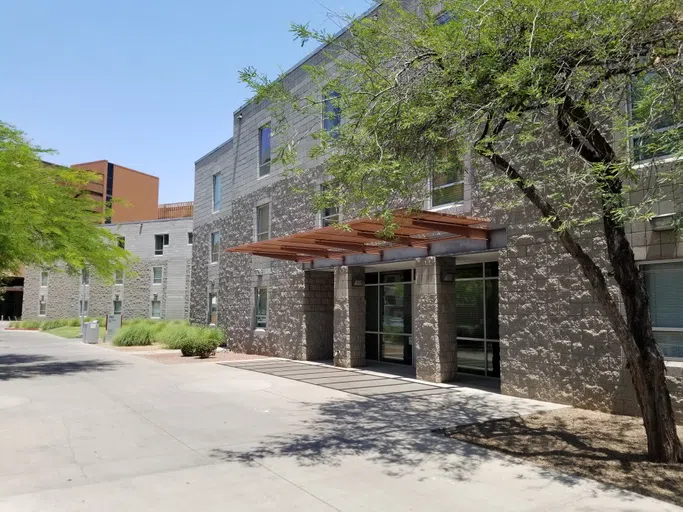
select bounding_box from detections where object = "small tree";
[0,121,132,280]
[242,0,683,461]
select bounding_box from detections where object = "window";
[79,300,89,316]
[40,271,48,287]
[210,232,220,263]
[258,124,271,177]
[435,11,453,25]
[114,270,124,285]
[82,268,90,285]
[455,262,500,378]
[152,266,163,284]
[256,204,270,241]
[113,300,122,315]
[320,184,340,226]
[188,232,193,245]
[432,157,465,207]
[117,236,125,249]
[212,174,221,212]
[154,234,169,255]
[323,90,341,136]
[208,293,217,325]
[255,287,268,329]
[630,73,682,161]
[39,299,46,316]
[151,300,161,318]
[643,262,683,359]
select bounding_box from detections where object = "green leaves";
[0,121,134,279]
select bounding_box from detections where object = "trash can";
[83,321,99,344]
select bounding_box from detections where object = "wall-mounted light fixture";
[115,294,120,301]
[40,294,45,301]
[153,293,158,300]
[352,278,365,287]
[441,271,456,282]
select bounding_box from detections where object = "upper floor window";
[323,91,341,136]
[432,158,465,207]
[642,262,683,359]
[435,11,454,25]
[154,234,169,255]
[210,231,220,263]
[82,268,90,285]
[212,174,221,212]
[40,271,48,287]
[117,236,125,249]
[255,287,268,329]
[631,73,682,162]
[256,204,270,241]
[114,270,124,285]
[188,232,193,245]
[113,300,122,315]
[258,124,271,177]
[320,184,340,227]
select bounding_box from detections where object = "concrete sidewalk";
[0,328,678,511]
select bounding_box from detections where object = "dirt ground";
[447,407,683,506]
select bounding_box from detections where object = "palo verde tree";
[242,0,683,462]
[0,121,133,280]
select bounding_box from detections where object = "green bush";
[179,336,219,358]
[112,323,156,346]
[8,321,19,328]
[20,320,42,329]
[180,339,196,357]
[67,318,81,327]
[156,324,193,349]
[40,319,69,331]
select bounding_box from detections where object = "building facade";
[190,12,683,420]
[23,217,193,321]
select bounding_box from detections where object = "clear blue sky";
[0,0,374,203]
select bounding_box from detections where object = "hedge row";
[112,321,223,358]
[8,317,105,330]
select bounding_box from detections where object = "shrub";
[180,339,196,357]
[112,323,155,346]
[194,337,219,358]
[156,324,193,349]
[21,320,42,329]
[40,319,69,331]
[67,318,81,327]
[8,321,19,328]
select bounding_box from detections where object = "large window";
[631,74,682,161]
[255,287,268,329]
[210,232,220,263]
[154,234,169,255]
[113,300,122,315]
[320,184,340,227]
[212,173,221,212]
[432,158,465,207]
[208,293,217,325]
[256,204,270,241]
[323,90,341,136]
[39,299,46,316]
[643,262,683,359]
[79,300,89,317]
[151,300,161,319]
[455,262,500,377]
[258,125,271,177]
[152,266,163,284]
[188,232,193,245]
[40,271,48,287]
[115,270,124,285]
[82,268,90,285]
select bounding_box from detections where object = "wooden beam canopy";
[226,209,489,263]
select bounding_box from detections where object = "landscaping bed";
[445,407,683,506]
[140,350,267,364]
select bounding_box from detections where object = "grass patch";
[112,323,157,346]
[446,407,683,507]
[47,326,105,339]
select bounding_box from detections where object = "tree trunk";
[481,148,682,463]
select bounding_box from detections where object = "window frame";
[322,90,342,136]
[117,236,125,249]
[210,231,220,264]
[254,287,268,329]
[639,259,683,360]
[114,270,124,285]
[154,234,169,256]
[208,292,218,326]
[82,268,90,286]
[256,203,271,241]
[79,299,89,317]
[151,300,161,319]
[40,271,48,287]
[258,124,272,178]
[152,266,163,285]
[113,300,122,315]
[39,299,47,316]
[320,184,340,227]
[212,173,221,212]
[188,232,193,245]
[431,163,465,208]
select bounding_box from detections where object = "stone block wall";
[333,266,366,368]
[304,271,334,361]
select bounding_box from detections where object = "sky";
[0,0,374,203]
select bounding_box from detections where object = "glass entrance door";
[365,270,413,365]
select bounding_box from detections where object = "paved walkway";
[0,328,679,511]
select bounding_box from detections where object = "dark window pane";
[380,270,412,283]
[486,341,501,378]
[456,280,484,338]
[485,261,499,277]
[457,339,486,375]
[259,125,271,176]
[365,286,379,332]
[381,283,412,334]
[365,272,379,285]
[433,160,464,188]
[323,91,341,135]
[432,183,464,206]
[455,263,483,279]
[654,331,683,359]
[485,279,499,340]
[643,263,683,328]
[365,333,379,361]
[381,334,411,364]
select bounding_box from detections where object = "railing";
[158,201,194,219]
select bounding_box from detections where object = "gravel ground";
[447,407,683,507]
[140,349,269,364]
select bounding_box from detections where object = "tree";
[0,121,132,280]
[242,0,683,461]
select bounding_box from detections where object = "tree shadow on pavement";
[0,353,123,381]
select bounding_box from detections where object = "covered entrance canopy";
[226,210,489,263]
